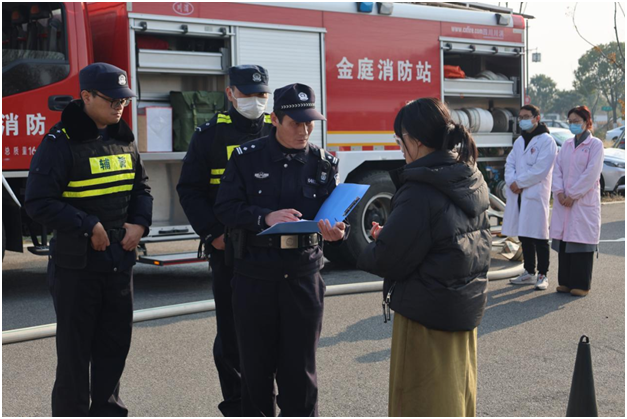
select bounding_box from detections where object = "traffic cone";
[566,335,598,417]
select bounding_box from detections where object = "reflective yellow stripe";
[210,178,221,185]
[62,128,70,139]
[62,184,133,198]
[217,115,232,124]
[211,168,225,175]
[264,115,272,123]
[89,154,133,174]
[227,145,240,160]
[67,172,136,188]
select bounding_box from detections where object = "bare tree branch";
[572,3,624,73]
[615,3,625,64]
[618,2,625,17]
[572,4,605,51]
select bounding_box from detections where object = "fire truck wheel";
[324,171,395,267]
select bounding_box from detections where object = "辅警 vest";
[59,125,138,231]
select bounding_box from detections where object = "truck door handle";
[48,95,73,111]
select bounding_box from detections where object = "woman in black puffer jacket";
[358,98,491,417]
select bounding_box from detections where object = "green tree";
[527,74,557,113]
[550,90,584,118]
[574,42,626,125]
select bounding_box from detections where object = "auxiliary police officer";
[177,64,273,417]
[24,63,152,417]
[214,83,347,417]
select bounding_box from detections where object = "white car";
[548,127,571,147]
[602,147,625,194]
[549,128,625,194]
[606,126,625,141]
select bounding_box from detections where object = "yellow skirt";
[389,313,477,417]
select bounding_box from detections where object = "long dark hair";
[393,98,478,165]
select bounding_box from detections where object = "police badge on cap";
[273,83,326,122]
[229,65,271,94]
[79,62,136,99]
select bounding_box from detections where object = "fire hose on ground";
[2,263,523,345]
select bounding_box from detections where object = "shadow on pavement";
[319,315,391,348]
[479,285,578,337]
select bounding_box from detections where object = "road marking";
[600,238,625,243]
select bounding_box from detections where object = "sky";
[484,1,625,90]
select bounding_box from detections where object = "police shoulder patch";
[312,145,338,166]
[196,120,214,133]
[44,122,66,142]
[325,152,339,166]
[235,137,266,156]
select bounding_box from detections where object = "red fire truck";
[2,2,526,265]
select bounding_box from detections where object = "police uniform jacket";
[214,127,340,280]
[24,100,152,273]
[177,107,272,248]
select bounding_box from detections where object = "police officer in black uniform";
[177,64,273,417]
[214,83,347,417]
[24,63,152,417]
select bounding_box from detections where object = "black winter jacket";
[357,150,491,331]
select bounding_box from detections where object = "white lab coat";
[501,132,557,240]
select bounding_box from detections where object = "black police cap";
[229,64,271,95]
[79,62,136,99]
[273,83,326,122]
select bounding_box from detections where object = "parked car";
[612,129,625,149]
[549,128,625,195]
[542,119,569,129]
[606,126,624,141]
[548,127,572,147]
[602,147,625,194]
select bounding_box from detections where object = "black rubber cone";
[566,335,598,417]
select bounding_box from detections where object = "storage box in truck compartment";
[137,107,173,152]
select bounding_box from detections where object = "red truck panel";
[2,2,91,171]
[324,13,441,134]
[130,2,324,27]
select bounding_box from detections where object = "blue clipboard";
[258,183,370,236]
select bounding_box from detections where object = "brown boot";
[556,286,571,293]
[570,289,589,297]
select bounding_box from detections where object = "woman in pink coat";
[549,106,604,297]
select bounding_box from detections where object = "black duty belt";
[248,233,320,250]
[107,228,126,243]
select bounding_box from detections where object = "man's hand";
[563,196,575,208]
[318,219,345,242]
[370,222,383,241]
[120,223,146,251]
[557,193,566,206]
[265,209,302,227]
[211,234,226,251]
[91,222,110,251]
[510,181,522,194]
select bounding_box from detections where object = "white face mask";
[234,95,268,120]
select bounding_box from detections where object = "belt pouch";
[52,231,89,269]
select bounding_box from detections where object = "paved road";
[2,203,624,417]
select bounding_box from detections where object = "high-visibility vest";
[59,124,139,231]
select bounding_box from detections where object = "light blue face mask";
[569,123,584,135]
[519,119,534,131]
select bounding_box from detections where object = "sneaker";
[510,271,537,285]
[535,274,548,290]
